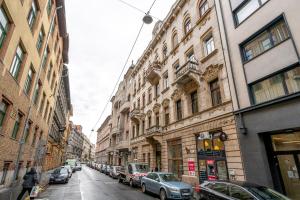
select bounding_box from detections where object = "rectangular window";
[200,1,209,16]
[9,45,24,79]
[234,0,268,25]
[39,92,46,114]
[148,88,152,104]
[0,7,9,48]
[137,98,140,109]
[24,65,34,95]
[155,83,160,98]
[210,79,222,106]
[155,113,159,126]
[47,0,52,15]
[242,19,289,62]
[163,72,169,90]
[33,81,41,105]
[31,127,38,146]
[41,48,49,68]
[148,116,151,128]
[174,61,180,71]
[0,162,10,184]
[47,63,52,81]
[168,139,183,178]
[204,35,215,56]
[191,91,199,114]
[24,122,32,143]
[251,66,300,104]
[187,50,196,62]
[27,0,37,29]
[176,100,182,120]
[11,113,22,139]
[165,113,169,126]
[142,93,145,108]
[0,100,8,128]
[36,27,44,51]
[51,72,56,89]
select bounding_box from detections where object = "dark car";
[141,172,193,200]
[49,167,69,184]
[196,181,291,200]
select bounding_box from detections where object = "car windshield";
[135,164,149,173]
[159,174,179,182]
[246,186,291,200]
[60,168,68,174]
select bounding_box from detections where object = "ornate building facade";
[97,0,245,185]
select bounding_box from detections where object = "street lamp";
[143,13,153,24]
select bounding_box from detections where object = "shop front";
[196,131,229,183]
[266,131,300,200]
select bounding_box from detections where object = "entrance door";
[271,132,300,199]
[277,154,300,199]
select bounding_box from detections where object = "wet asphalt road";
[39,165,158,200]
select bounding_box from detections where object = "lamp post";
[10,5,64,198]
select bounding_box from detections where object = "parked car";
[141,172,193,200]
[74,162,82,171]
[49,167,69,184]
[196,181,291,200]
[63,165,73,177]
[110,166,121,178]
[118,163,149,187]
[101,164,107,173]
[105,165,111,175]
[96,163,102,171]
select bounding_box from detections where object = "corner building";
[128,0,244,184]
[216,0,300,198]
[0,0,68,189]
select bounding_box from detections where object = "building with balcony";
[216,0,300,198]
[0,0,69,189]
[99,0,244,185]
[66,123,83,160]
[45,65,72,171]
[95,115,111,164]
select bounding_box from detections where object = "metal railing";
[175,60,199,79]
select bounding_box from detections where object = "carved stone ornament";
[153,103,161,113]
[171,88,183,100]
[162,98,170,108]
[147,110,152,117]
[201,64,223,82]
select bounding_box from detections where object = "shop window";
[168,139,183,178]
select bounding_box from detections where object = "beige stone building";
[81,133,93,162]
[97,0,245,185]
[95,115,111,164]
[0,0,68,189]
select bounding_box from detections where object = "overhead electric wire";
[89,0,159,139]
[116,0,161,20]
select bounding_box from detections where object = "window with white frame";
[204,34,215,56]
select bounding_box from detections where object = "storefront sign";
[198,132,211,140]
[188,158,195,176]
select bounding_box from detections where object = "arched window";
[199,0,209,16]
[184,17,192,34]
[172,31,179,49]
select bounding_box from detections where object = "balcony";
[120,101,130,113]
[116,140,130,150]
[145,61,162,85]
[174,60,200,85]
[106,145,115,152]
[145,126,163,144]
[111,126,123,136]
[129,108,144,122]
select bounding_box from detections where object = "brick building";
[0,0,68,189]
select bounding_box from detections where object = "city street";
[39,165,158,200]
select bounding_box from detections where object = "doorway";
[271,132,300,199]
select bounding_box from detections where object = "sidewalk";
[0,169,55,200]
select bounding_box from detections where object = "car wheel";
[141,184,147,193]
[129,179,134,187]
[160,189,167,200]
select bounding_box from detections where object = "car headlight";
[169,187,180,193]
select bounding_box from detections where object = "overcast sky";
[65,0,176,143]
